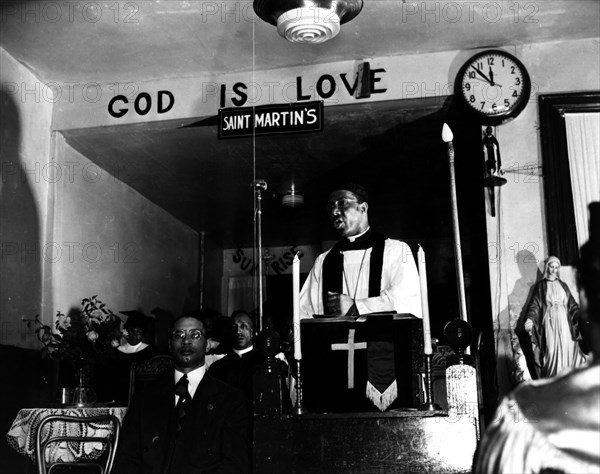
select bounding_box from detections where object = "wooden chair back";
[35,413,120,474]
[128,354,174,405]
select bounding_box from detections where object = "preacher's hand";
[327,292,355,316]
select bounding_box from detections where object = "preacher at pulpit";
[299,182,422,319]
[297,183,423,412]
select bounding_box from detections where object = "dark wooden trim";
[538,91,600,265]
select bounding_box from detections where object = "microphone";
[251,179,268,192]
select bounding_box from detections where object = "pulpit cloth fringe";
[366,379,397,412]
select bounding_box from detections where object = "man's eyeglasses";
[171,329,205,340]
[325,198,359,213]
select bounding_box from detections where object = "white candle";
[292,252,302,360]
[441,122,454,143]
[418,245,433,355]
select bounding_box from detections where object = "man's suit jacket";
[112,371,249,474]
[209,350,258,409]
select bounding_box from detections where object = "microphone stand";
[252,179,267,332]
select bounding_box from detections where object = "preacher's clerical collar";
[348,226,370,243]
[234,345,253,357]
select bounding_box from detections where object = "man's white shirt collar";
[233,345,253,357]
[347,226,370,243]
[174,364,205,402]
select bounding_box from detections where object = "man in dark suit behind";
[112,312,250,474]
[209,310,257,410]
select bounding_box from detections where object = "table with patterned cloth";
[6,406,127,466]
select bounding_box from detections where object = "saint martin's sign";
[218,101,323,139]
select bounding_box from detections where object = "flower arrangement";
[25,295,124,363]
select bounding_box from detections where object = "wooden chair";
[35,413,121,474]
[128,354,174,405]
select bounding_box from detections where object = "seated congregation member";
[473,202,600,474]
[209,310,257,409]
[210,310,290,416]
[197,308,226,355]
[96,311,155,405]
[299,182,422,319]
[118,310,155,359]
[112,312,250,474]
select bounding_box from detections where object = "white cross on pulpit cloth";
[331,329,367,389]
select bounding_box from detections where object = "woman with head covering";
[118,311,153,356]
[524,256,590,378]
[108,311,156,405]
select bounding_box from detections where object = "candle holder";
[419,354,441,411]
[293,359,307,415]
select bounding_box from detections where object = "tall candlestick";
[292,252,302,360]
[418,245,433,355]
[442,123,468,324]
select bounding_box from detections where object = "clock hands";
[471,66,492,84]
[488,67,502,87]
[471,66,502,87]
[458,50,531,121]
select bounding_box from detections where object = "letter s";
[231,82,248,107]
[233,249,244,264]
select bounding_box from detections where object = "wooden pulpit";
[253,314,479,473]
[300,314,422,412]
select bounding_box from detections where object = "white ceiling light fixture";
[281,185,305,207]
[254,0,364,44]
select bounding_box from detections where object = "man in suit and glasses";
[113,312,250,474]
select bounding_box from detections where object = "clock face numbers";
[461,53,528,118]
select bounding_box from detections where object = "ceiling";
[2,1,598,84]
[62,97,460,247]
[2,1,599,248]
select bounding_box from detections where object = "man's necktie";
[174,374,191,433]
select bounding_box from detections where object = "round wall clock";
[455,49,531,125]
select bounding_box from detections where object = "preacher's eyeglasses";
[325,198,359,213]
[171,329,205,340]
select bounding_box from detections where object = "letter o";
[82,163,102,183]
[82,2,102,22]
[442,2,462,22]
[82,82,102,103]
[245,82,262,104]
[482,2,502,23]
[316,74,336,99]
[42,162,62,183]
[42,2,62,22]
[43,82,61,103]
[83,242,102,263]
[134,92,152,115]
[43,242,62,263]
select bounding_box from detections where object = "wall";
[51,134,199,322]
[1,46,200,470]
[45,36,600,397]
[485,39,600,396]
[3,32,599,402]
[0,47,55,473]
[0,47,54,348]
